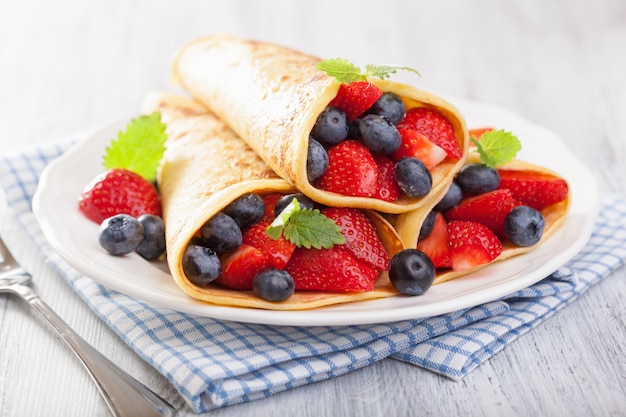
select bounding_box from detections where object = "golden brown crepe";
[171,33,469,215]
[143,92,405,310]
[393,151,571,285]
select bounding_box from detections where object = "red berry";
[447,220,502,271]
[329,81,383,121]
[215,244,271,290]
[372,154,401,202]
[497,170,569,211]
[417,212,451,268]
[242,219,296,269]
[398,107,462,159]
[391,128,448,170]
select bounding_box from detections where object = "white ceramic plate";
[33,99,600,326]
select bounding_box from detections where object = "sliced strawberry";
[398,107,462,159]
[417,212,451,268]
[215,244,271,290]
[78,168,161,224]
[444,189,521,238]
[497,170,569,211]
[468,127,494,140]
[242,219,296,269]
[285,247,378,292]
[321,207,389,271]
[329,81,383,121]
[447,220,502,272]
[372,154,401,202]
[261,193,283,220]
[391,128,448,170]
[314,140,378,197]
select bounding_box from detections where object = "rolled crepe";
[393,151,571,285]
[144,92,405,310]
[171,34,469,214]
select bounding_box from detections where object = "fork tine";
[0,236,27,276]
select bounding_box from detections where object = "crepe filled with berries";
[393,128,571,285]
[171,34,469,215]
[143,92,412,310]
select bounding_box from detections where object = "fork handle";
[11,283,176,417]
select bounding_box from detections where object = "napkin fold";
[1,140,625,413]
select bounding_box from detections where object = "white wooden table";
[1,1,625,416]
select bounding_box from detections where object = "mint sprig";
[316,58,420,84]
[266,199,345,249]
[471,129,521,168]
[103,112,167,181]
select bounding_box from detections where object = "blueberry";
[347,118,361,139]
[504,206,546,247]
[253,269,295,302]
[311,106,348,145]
[434,181,463,212]
[222,193,265,229]
[200,212,242,255]
[99,214,144,256]
[182,244,221,286]
[135,214,166,260]
[456,163,500,195]
[274,193,316,216]
[389,249,435,295]
[366,92,406,125]
[394,157,433,198]
[306,137,329,183]
[418,210,437,241]
[359,114,402,154]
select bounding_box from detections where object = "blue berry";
[394,157,433,198]
[307,137,329,183]
[222,193,265,229]
[200,212,242,255]
[311,106,348,145]
[456,163,500,195]
[366,92,406,125]
[389,249,435,295]
[274,193,316,216]
[182,244,221,286]
[359,114,401,154]
[253,269,295,302]
[99,214,144,256]
[504,206,545,247]
[347,118,361,139]
[434,181,463,211]
[418,210,436,241]
[135,214,166,260]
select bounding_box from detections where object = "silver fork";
[0,236,177,417]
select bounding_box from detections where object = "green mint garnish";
[103,112,167,182]
[316,58,420,84]
[471,129,521,168]
[266,198,346,249]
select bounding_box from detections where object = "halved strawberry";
[391,128,448,170]
[242,219,296,269]
[321,207,389,271]
[261,193,283,220]
[447,220,502,272]
[372,154,401,202]
[398,107,462,159]
[78,168,161,224]
[417,212,451,268]
[468,127,494,140]
[444,189,521,238]
[497,170,569,211]
[314,140,378,197]
[329,81,383,121]
[215,244,271,290]
[285,247,378,292]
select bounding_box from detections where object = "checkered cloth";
[1,140,625,413]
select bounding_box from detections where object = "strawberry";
[391,128,448,170]
[261,193,283,220]
[372,154,401,201]
[329,81,383,121]
[468,127,494,140]
[321,207,389,271]
[78,168,161,224]
[242,219,296,269]
[444,189,521,238]
[215,244,271,290]
[417,212,451,268]
[497,170,569,211]
[285,247,378,292]
[447,220,502,272]
[398,107,462,159]
[314,140,378,197]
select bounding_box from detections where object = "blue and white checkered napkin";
[2,140,626,413]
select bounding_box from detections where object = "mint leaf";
[103,112,167,181]
[265,198,345,249]
[471,129,521,168]
[364,64,420,79]
[317,58,420,84]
